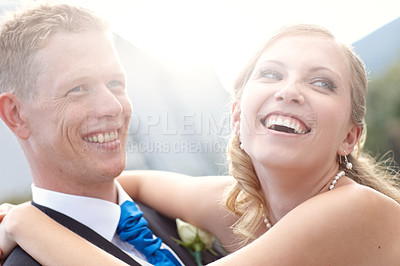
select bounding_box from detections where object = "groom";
[0,3,222,265]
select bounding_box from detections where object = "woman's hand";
[0,203,14,223]
[0,203,17,264]
[0,203,128,266]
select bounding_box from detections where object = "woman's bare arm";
[118,170,239,250]
[209,184,400,265]
[0,204,127,266]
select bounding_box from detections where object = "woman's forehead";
[257,34,350,76]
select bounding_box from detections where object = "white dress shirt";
[32,181,182,266]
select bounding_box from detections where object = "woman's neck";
[255,162,339,223]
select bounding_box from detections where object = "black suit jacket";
[4,202,225,266]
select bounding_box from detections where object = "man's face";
[22,30,132,191]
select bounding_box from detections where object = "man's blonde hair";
[0,3,110,100]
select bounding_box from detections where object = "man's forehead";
[34,31,125,90]
[36,31,120,68]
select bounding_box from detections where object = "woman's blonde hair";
[224,24,400,245]
[0,3,109,100]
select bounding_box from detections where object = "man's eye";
[69,86,82,93]
[107,80,124,88]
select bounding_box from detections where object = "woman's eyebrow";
[309,66,343,83]
[258,60,287,68]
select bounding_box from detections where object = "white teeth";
[294,124,300,133]
[265,116,306,134]
[98,134,104,143]
[104,133,110,142]
[282,119,290,127]
[84,130,118,143]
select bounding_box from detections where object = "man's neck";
[33,179,118,203]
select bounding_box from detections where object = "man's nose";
[91,85,124,118]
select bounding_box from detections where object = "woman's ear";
[0,93,30,140]
[338,124,362,155]
[231,101,241,134]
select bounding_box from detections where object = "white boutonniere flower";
[173,218,216,266]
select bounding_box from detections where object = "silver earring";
[344,154,353,170]
[239,141,244,150]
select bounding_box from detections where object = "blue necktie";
[117,201,181,266]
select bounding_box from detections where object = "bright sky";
[71,0,400,88]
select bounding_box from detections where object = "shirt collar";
[32,181,131,241]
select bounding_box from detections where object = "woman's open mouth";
[261,114,311,135]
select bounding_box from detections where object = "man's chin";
[102,164,125,179]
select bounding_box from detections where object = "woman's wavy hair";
[224,24,400,246]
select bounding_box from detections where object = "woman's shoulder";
[302,182,400,229]
[319,181,400,216]
[288,182,400,263]
[234,183,400,265]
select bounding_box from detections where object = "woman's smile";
[261,113,311,135]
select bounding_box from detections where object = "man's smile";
[83,130,119,143]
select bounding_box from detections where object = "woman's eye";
[311,79,336,91]
[259,70,282,81]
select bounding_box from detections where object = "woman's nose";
[273,80,305,104]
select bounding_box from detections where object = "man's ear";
[0,93,30,140]
[231,101,241,134]
[338,124,362,155]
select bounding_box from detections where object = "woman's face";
[234,34,360,172]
